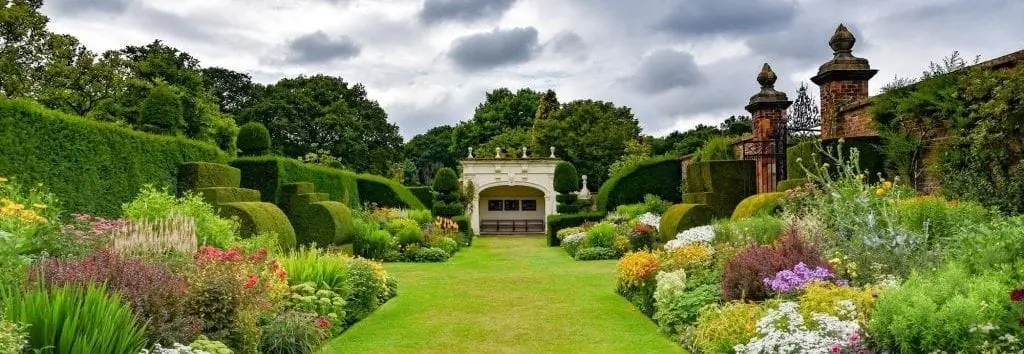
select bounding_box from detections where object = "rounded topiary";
[554,162,580,194]
[659,203,714,242]
[139,83,185,134]
[731,192,786,221]
[432,168,459,193]
[237,122,271,156]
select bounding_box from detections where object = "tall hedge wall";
[408,186,434,208]
[356,174,427,210]
[683,160,757,218]
[0,99,227,217]
[230,157,361,207]
[596,155,683,211]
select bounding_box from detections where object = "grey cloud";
[448,27,539,71]
[419,0,516,25]
[658,0,797,37]
[628,49,703,95]
[45,0,132,15]
[284,31,362,64]
[545,31,588,60]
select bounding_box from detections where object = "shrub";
[0,176,63,267]
[236,122,271,157]
[617,251,661,288]
[284,283,345,336]
[5,284,148,354]
[430,168,462,217]
[786,140,819,180]
[0,99,227,217]
[560,233,585,258]
[583,222,616,248]
[798,283,877,329]
[944,216,1024,274]
[357,173,426,210]
[123,185,240,249]
[344,258,395,324]
[407,187,434,209]
[353,227,393,261]
[32,249,202,345]
[615,203,647,219]
[683,160,757,218]
[403,247,450,262]
[626,223,657,251]
[259,310,329,354]
[177,162,242,192]
[896,196,992,243]
[734,301,866,354]
[597,155,682,211]
[654,282,722,340]
[217,202,296,249]
[407,209,432,225]
[731,192,785,220]
[231,157,360,207]
[545,211,607,246]
[573,247,617,261]
[721,229,829,301]
[189,336,233,354]
[693,135,736,162]
[279,247,351,294]
[869,263,1021,353]
[712,215,784,245]
[661,243,714,271]
[686,302,764,354]
[553,162,580,194]
[658,204,713,242]
[395,226,424,247]
[0,314,26,354]
[139,82,185,135]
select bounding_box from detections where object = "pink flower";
[315,317,330,329]
[244,275,259,289]
[1011,288,1024,302]
[830,343,841,354]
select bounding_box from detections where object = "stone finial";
[829,24,856,56]
[757,63,778,89]
[549,146,556,158]
[579,175,591,199]
[521,146,528,158]
[495,147,502,159]
[468,147,474,159]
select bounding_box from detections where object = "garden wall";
[683,160,757,218]
[0,99,227,217]
[231,157,361,207]
[596,155,683,212]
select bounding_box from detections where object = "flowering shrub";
[556,226,585,240]
[285,282,346,336]
[798,283,877,330]
[636,212,660,230]
[0,314,26,354]
[733,301,866,354]
[561,233,585,257]
[763,262,842,294]
[344,257,397,324]
[713,216,784,245]
[584,222,617,249]
[618,251,661,288]
[687,302,765,354]
[721,230,830,301]
[32,248,202,345]
[626,223,657,251]
[653,269,721,340]
[58,213,127,257]
[666,225,714,250]
[0,177,61,266]
[660,243,714,271]
[122,185,239,249]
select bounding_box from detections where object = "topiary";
[554,162,580,194]
[431,168,462,217]
[139,82,185,135]
[431,168,459,194]
[237,122,271,156]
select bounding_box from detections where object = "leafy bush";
[5,284,148,354]
[896,196,991,243]
[33,249,202,345]
[236,122,271,157]
[0,314,26,354]
[430,168,462,217]
[561,233,585,258]
[395,226,425,247]
[692,135,736,162]
[231,157,360,207]
[139,82,185,135]
[712,215,784,245]
[944,216,1024,274]
[573,247,617,261]
[0,176,62,268]
[0,99,227,217]
[407,209,432,225]
[734,301,866,353]
[403,247,450,262]
[344,258,396,324]
[869,263,1021,353]
[798,283,877,329]
[661,243,714,271]
[545,211,607,246]
[682,160,757,218]
[616,251,661,315]
[626,223,657,251]
[356,173,427,210]
[189,336,233,354]
[279,247,351,294]
[653,269,721,340]
[283,282,345,334]
[583,222,617,248]
[658,204,713,242]
[686,302,764,354]
[258,310,329,354]
[721,229,830,301]
[122,185,239,248]
[597,155,682,211]
[553,162,580,194]
[731,192,785,220]
[386,218,420,236]
[353,227,393,261]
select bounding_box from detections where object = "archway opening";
[477,185,546,234]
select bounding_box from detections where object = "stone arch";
[471,181,553,234]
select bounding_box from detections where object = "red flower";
[1011,288,1024,302]
[830,343,841,354]
[315,316,330,329]
[244,275,259,289]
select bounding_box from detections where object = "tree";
[432,168,463,217]
[406,125,458,185]
[531,89,559,148]
[201,67,263,115]
[608,138,654,177]
[553,161,580,214]
[238,75,403,175]
[476,128,532,158]
[0,0,50,98]
[35,34,129,117]
[138,81,184,135]
[451,88,541,154]
[719,115,752,136]
[533,99,641,188]
[237,122,271,156]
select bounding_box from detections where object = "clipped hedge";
[452,215,473,246]
[297,201,355,246]
[0,99,227,217]
[177,162,240,192]
[823,137,886,180]
[194,187,261,205]
[596,155,683,211]
[219,202,297,250]
[230,157,360,207]
[659,204,714,242]
[546,211,608,246]
[408,186,434,208]
[356,173,427,210]
[683,160,757,218]
[731,192,785,221]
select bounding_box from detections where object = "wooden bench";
[480,219,545,234]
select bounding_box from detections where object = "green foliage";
[553,162,580,194]
[285,283,345,334]
[138,81,185,135]
[259,310,329,354]
[236,122,271,157]
[870,263,1021,353]
[217,202,296,250]
[357,173,427,210]
[395,226,424,247]
[776,178,807,192]
[231,156,360,207]
[279,248,352,300]
[344,258,395,324]
[431,168,459,194]
[408,187,434,209]
[573,247,618,261]
[730,192,785,220]
[692,135,736,162]
[405,125,458,186]
[608,139,654,177]
[943,216,1024,275]
[452,215,473,246]
[786,141,819,180]
[584,222,616,248]
[189,336,234,354]
[546,211,607,246]
[658,204,713,242]
[194,187,261,204]
[653,284,721,340]
[230,231,283,255]
[298,201,354,246]
[597,155,683,211]
[122,185,240,248]
[713,215,784,245]
[682,160,757,218]
[353,225,393,261]
[5,284,148,354]
[402,247,450,262]
[896,196,991,243]
[475,128,532,158]
[0,313,26,354]
[451,88,542,156]
[177,162,242,192]
[430,168,462,217]
[687,302,764,354]
[0,99,227,217]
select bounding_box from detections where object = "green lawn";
[321,236,684,354]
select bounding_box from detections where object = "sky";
[41,0,1024,139]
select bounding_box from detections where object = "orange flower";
[875,188,886,197]
[617,251,661,287]
[949,199,960,207]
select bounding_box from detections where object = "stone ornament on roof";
[549,147,556,158]
[522,146,528,158]
[468,147,474,159]
[811,23,878,84]
[746,63,792,113]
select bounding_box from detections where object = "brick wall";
[821,81,872,139]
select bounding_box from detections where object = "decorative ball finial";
[495,147,502,159]
[468,147,474,159]
[757,63,777,88]
[829,23,856,55]
[549,146,556,158]
[521,146,528,158]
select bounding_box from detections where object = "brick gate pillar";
[745,63,792,194]
[811,24,878,140]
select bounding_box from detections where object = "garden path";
[320,236,684,353]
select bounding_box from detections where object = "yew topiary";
[237,122,271,156]
[554,162,580,194]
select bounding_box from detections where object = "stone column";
[745,63,792,193]
[811,24,878,140]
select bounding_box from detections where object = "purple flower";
[763,262,840,293]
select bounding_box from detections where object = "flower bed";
[350,207,464,262]
[556,195,669,261]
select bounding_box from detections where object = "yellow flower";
[32,203,46,209]
[0,177,7,183]
[875,188,886,197]
[883,181,893,189]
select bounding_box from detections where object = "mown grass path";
[321,236,684,354]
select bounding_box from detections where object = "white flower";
[665,225,715,250]
[653,270,687,305]
[563,233,585,246]
[636,212,661,229]
[735,301,863,354]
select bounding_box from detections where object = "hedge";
[0,99,227,217]
[731,192,786,221]
[659,204,714,242]
[408,186,434,208]
[546,211,607,246]
[297,201,355,246]
[194,187,261,205]
[452,215,473,247]
[823,137,886,181]
[219,202,297,250]
[683,160,757,218]
[786,141,819,180]
[596,155,683,211]
[177,162,240,192]
[356,173,427,210]
[230,156,360,207]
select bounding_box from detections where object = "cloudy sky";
[41,0,1024,139]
